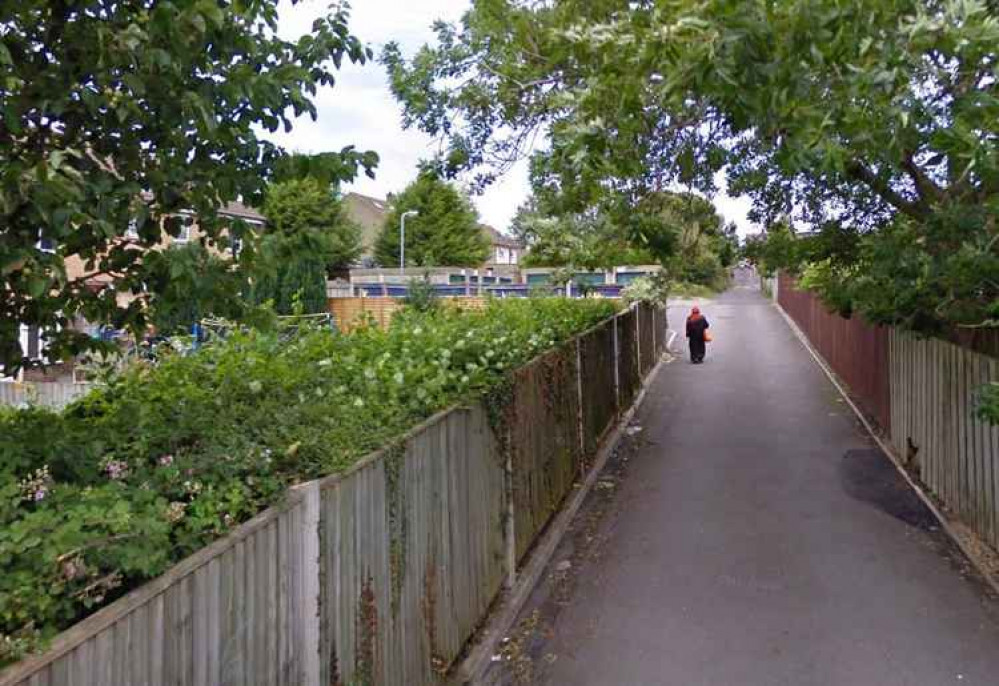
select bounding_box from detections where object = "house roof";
[342,192,390,256]
[220,200,265,223]
[480,224,523,249]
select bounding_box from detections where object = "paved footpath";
[484,277,999,686]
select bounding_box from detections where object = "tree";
[145,243,249,334]
[513,199,657,269]
[249,232,330,316]
[374,172,489,267]
[1,1,376,371]
[647,192,736,288]
[247,179,358,315]
[263,178,361,274]
[383,0,999,331]
[514,190,734,290]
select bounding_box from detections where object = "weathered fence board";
[889,330,999,551]
[0,382,94,409]
[0,486,320,686]
[4,306,668,686]
[508,343,583,561]
[316,405,508,686]
[637,303,656,376]
[579,323,619,458]
[778,274,891,431]
[616,309,640,408]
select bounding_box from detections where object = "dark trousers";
[689,337,706,362]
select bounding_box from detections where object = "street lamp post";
[400,210,418,277]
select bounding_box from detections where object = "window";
[36,230,56,253]
[174,215,193,243]
[25,325,41,359]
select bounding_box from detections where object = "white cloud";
[270,0,752,236]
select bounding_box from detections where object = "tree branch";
[901,153,946,204]
[845,160,930,220]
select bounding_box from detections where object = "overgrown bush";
[978,383,999,426]
[403,276,440,313]
[621,273,670,307]
[0,298,618,664]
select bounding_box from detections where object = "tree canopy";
[1,0,376,371]
[248,178,360,315]
[514,189,736,289]
[383,0,999,331]
[374,172,489,267]
[262,178,361,273]
[145,242,248,334]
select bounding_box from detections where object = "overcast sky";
[270,0,755,236]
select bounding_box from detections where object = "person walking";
[686,306,710,364]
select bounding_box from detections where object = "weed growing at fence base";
[0,298,617,666]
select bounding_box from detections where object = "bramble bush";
[0,297,618,665]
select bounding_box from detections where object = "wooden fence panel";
[616,309,640,408]
[508,343,583,561]
[0,382,94,409]
[578,322,619,459]
[889,330,999,551]
[652,305,667,356]
[0,486,320,686]
[317,406,507,686]
[637,303,656,376]
[328,297,490,333]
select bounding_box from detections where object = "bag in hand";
[704,330,713,343]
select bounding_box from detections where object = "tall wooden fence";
[777,276,999,553]
[889,331,999,551]
[1,303,666,686]
[778,273,891,430]
[328,297,488,333]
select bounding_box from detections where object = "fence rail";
[1,303,666,686]
[777,276,999,554]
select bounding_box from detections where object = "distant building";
[341,192,390,266]
[481,225,524,266]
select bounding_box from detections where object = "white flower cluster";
[18,466,52,503]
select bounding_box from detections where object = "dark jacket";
[686,316,710,341]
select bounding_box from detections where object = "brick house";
[14,201,265,379]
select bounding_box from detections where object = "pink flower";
[157,454,174,467]
[102,458,129,480]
